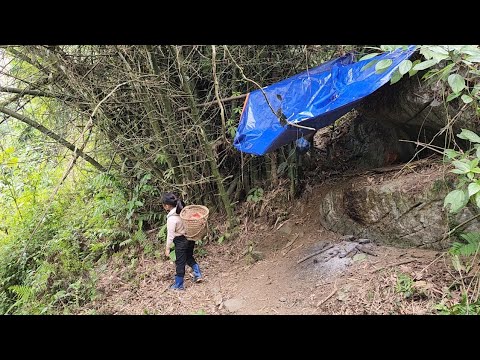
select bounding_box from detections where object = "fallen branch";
[282,234,299,251]
[414,252,445,279]
[370,259,416,273]
[339,246,357,258]
[317,281,338,307]
[276,219,289,231]
[290,243,304,253]
[297,244,334,264]
[355,245,377,257]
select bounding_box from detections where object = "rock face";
[358,71,479,135]
[308,72,480,178]
[309,70,480,250]
[318,167,480,249]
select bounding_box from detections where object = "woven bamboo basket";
[180,205,209,241]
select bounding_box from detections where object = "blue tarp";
[233,45,417,155]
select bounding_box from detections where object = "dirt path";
[82,217,453,315]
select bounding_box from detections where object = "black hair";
[162,192,185,214]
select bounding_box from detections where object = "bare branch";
[0,105,106,172]
[0,85,55,98]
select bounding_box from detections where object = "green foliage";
[444,190,469,213]
[450,233,480,257]
[194,240,208,257]
[128,172,164,229]
[226,106,242,139]
[439,130,480,315]
[277,161,289,175]
[157,223,167,244]
[395,272,414,298]
[0,154,131,314]
[374,59,393,74]
[193,309,206,315]
[247,187,264,202]
[398,60,412,75]
[436,294,480,315]
[361,45,480,110]
[443,129,480,214]
[217,231,233,244]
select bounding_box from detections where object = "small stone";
[279,297,287,302]
[223,298,245,313]
[358,238,371,244]
[214,294,223,306]
[337,290,347,301]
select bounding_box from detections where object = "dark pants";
[173,235,197,278]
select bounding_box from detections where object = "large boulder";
[318,165,480,249]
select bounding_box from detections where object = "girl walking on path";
[162,192,203,290]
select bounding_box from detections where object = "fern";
[133,229,146,244]
[157,224,167,243]
[89,243,106,253]
[450,232,480,256]
[119,238,134,248]
[112,229,130,241]
[9,285,34,302]
[6,285,34,314]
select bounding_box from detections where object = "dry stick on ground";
[297,244,334,264]
[355,245,377,256]
[283,233,300,249]
[415,252,445,279]
[289,243,304,254]
[339,246,358,258]
[370,259,416,274]
[317,280,338,307]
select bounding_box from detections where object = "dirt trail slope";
[83,208,453,315]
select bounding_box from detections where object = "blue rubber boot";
[192,264,203,283]
[170,275,185,290]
